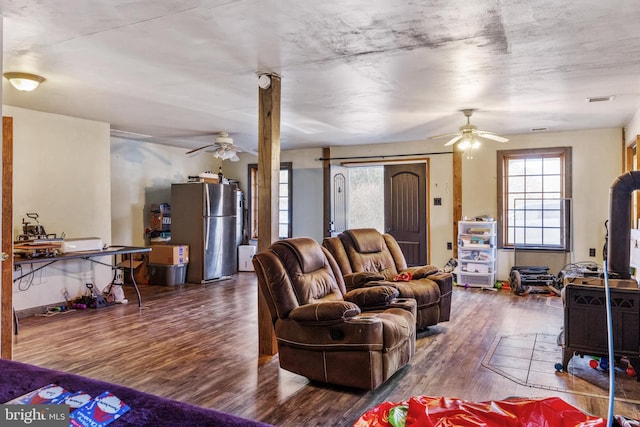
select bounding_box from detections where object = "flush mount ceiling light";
[3,72,46,91]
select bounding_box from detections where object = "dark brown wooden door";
[384,163,427,266]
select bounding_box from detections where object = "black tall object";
[608,171,640,279]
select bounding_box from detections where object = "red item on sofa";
[353,395,607,427]
[393,272,413,282]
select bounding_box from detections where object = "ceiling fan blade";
[428,132,459,140]
[185,144,215,155]
[444,135,463,146]
[475,131,509,143]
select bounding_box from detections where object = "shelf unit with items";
[456,220,497,288]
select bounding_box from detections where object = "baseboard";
[15,301,68,319]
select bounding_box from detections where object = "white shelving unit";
[456,220,497,288]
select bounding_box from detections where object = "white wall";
[223,147,326,241]
[3,107,626,312]
[6,105,113,310]
[225,140,455,268]
[110,137,219,246]
[226,129,622,278]
[462,128,622,280]
[331,140,455,269]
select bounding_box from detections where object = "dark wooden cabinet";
[563,280,640,376]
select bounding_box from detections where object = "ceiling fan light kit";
[185,132,242,161]
[428,109,509,159]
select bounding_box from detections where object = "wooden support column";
[257,74,280,356]
[452,150,462,258]
[322,147,331,238]
[1,117,13,359]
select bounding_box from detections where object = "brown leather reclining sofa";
[323,228,452,330]
[252,237,417,389]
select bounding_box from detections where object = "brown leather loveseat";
[252,237,417,389]
[323,228,452,330]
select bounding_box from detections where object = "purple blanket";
[0,359,272,426]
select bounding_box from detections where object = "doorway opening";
[340,161,429,266]
[347,166,383,231]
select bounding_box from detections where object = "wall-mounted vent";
[531,127,548,132]
[586,95,615,103]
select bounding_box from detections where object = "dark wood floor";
[11,274,640,426]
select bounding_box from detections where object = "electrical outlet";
[589,248,596,257]
[447,242,452,250]
[434,197,442,206]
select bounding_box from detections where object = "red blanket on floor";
[354,396,608,427]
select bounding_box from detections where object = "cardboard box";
[116,259,148,285]
[148,244,189,265]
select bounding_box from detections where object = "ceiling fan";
[185,132,242,161]
[428,109,509,148]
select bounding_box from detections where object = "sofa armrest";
[401,265,439,280]
[387,297,418,321]
[344,285,399,310]
[426,271,453,295]
[343,271,386,290]
[288,301,361,323]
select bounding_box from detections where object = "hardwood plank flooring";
[11,274,640,425]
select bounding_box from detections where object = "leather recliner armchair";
[252,237,416,390]
[323,228,452,330]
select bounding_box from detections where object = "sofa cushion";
[402,265,439,279]
[276,238,326,273]
[343,271,386,290]
[289,301,360,323]
[344,286,399,308]
[369,279,440,308]
[345,229,385,253]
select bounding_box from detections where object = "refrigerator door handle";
[205,184,210,250]
[205,218,210,251]
[205,183,211,215]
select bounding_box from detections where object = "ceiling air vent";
[531,127,548,132]
[586,95,615,103]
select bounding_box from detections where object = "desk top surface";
[14,245,150,265]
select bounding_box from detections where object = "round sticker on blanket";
[94,394,125,421]
[65,392,92,408]
[32,385,65,403]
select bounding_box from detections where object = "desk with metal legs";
[12,246,151,334]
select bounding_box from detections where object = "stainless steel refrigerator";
[171,182,237,283]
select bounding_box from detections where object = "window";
[497,147,572,250]
[248,162,292,239]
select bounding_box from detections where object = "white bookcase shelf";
[457,220,497,288]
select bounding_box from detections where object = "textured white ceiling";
[2,0,640,152]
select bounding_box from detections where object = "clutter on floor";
[353,395,635,427]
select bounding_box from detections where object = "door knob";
[1,252,9,262]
